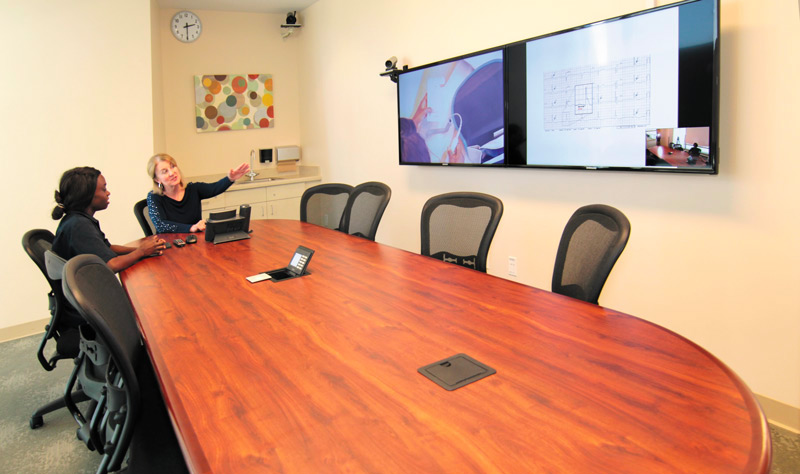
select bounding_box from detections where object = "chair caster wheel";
[30,416,44,429]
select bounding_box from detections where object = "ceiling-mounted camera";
[281,11,302,37]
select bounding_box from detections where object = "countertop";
[188,165,321,191]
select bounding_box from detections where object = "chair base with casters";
[30,387,90,430]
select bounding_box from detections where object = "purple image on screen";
[398,50,505,165]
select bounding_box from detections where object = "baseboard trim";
[756,394,800,433]
[0,319,47,344]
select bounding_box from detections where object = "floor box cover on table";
[418,353,496,390]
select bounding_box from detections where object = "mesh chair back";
[62,254,142,472]
[341,182,391,241]
[420,192,503,272]
[552,204,631,304]
[134,199,155,237]
[300,183,353,230]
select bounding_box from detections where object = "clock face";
[171,11,202,43]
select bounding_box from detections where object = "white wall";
[0,1,155,329]
[297,0,800,410]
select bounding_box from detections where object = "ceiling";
[157,0,318,14]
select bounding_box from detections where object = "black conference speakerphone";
[205,205,252,244]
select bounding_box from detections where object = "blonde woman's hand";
[190,220,206,232]
[228,162,250,181]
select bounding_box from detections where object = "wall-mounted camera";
[281,11,302,38]
[380,56,407,83]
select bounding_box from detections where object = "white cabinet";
[266,183,304,220]
[267,197,301,219]
[201,187,263,220]
[201,181,315,221]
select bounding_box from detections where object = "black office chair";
[420,192,504,272]
[21,229,88,429]
[62,254,188,474]
[133,199,155,237]
[340,181,391,241]
[552,204,631,304]
[300,183,353,230]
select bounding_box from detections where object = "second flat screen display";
[506,0,715,172]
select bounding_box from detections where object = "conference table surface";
[647,145,709,167]
[121,220,770,473]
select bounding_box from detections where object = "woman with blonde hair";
[146,153,249,233]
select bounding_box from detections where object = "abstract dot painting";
[195,74,274,133]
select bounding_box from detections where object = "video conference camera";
[380,56,407,83]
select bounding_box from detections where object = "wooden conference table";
[121,220,770,473]
[647,145,708,167]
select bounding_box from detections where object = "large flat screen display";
[507,0,718,173]
[395,0,719,174]
[397,49,505,166]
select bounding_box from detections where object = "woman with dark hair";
[52,167,166,273]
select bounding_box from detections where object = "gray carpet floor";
[1,333,799,473]
[0,334,98,473]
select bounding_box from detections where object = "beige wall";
[1,1,155,329]
[152,0,167,153]
[158,8,303,178]
[296,0,800,411]
[0,5,303,330]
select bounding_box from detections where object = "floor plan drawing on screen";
[543,56,651,131]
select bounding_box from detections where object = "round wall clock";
[171,11,202,43]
